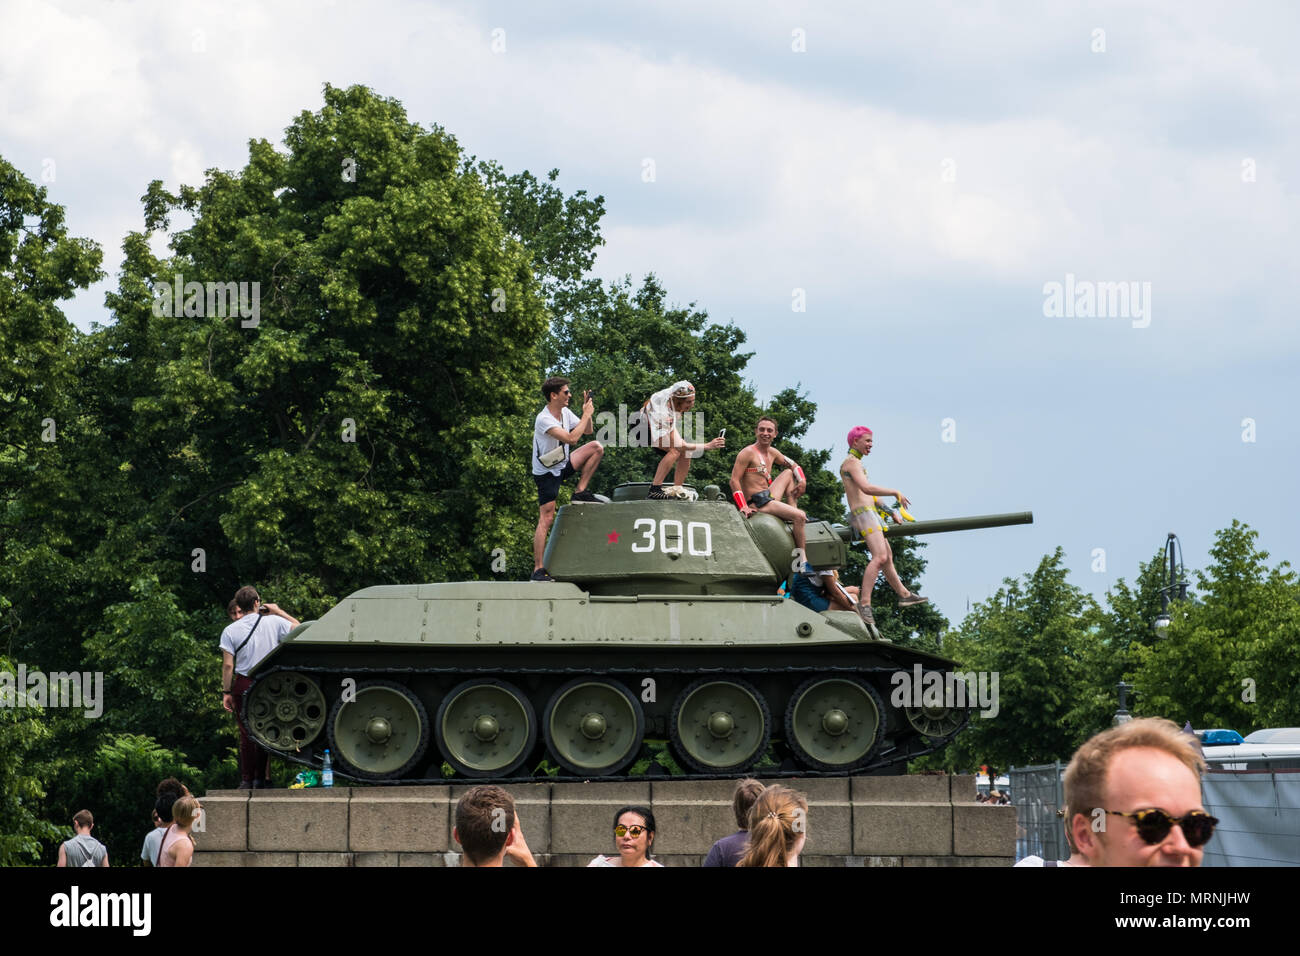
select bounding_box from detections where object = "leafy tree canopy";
[1132,521,1300,732]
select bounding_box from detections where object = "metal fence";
[1008,762,1067,863]
[1010,757,1300,866]
[1201,760,1300,867]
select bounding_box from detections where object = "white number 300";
[631,519,713,556]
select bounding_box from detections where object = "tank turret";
[238,481,1033,783]
[544,481,1032,595]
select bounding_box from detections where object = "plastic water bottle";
[322,749,334,788]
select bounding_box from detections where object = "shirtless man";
[729,416,809,557]
[839,425,927,638]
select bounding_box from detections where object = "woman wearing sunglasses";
[588,806,663,867]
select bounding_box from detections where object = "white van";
[1243,727,1300,744]
[1201,741,1300,771]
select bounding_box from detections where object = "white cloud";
[4,0,1297,355]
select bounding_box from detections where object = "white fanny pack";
[538,445,566,468]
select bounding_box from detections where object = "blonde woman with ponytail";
[736,786,808,868]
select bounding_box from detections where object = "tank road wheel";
[435,679,538,778]
[543,679,645,777]
[785,676,885,772]
[245,671,327,752]
[326,680,430,780]
[905,701,968,740]
[670,678,771,774]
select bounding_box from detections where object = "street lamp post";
[1153,532,1189,638]
[1113,681,1133,726]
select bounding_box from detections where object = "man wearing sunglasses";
[532,376,605,581]
[1064,717,1216,867]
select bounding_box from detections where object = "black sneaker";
[530,568,556,582]
[647,486,670,500]
[572,490,600,503]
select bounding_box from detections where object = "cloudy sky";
[6,0,1298,627]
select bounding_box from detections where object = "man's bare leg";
[770,470,802,507]
[856,549,886,638]
[672,452,691,488]
[651,442,680,486]
[860,547,887,606]
[864,529,927,606]
[533,500,557,570]
[571,441,604,492]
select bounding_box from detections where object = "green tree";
[0,156,103,468]
[0,654,63,864]
[923,549,1103,773]
[81,575,233,770]
[1131,521,1300,731]
[1064,552,1168,738]
[45,734,202,867]
[92,83,553,620]
[0,156,106,669]
[476,163,606,317]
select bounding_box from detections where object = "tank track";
[243,661,970,785]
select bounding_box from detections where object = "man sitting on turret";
[839,426,927,639]
[729,416,809,558]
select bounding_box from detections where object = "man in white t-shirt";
[220,586,300,788]
[531,376,604,581]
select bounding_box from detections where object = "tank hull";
[239,489,1028,783]
[244,582,970,783]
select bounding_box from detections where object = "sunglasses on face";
[614,824,648,838]
[1106,808,1218,847]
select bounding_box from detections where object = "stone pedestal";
[195,774,1014,867]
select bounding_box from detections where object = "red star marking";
[607,531,620,544]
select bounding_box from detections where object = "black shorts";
[748,490,773,509]
[534,463,577,506]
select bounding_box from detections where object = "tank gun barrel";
[837,511,1033,541]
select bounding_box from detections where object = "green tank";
[242,483,1032,782]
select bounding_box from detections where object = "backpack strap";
[228,614,264,676]
[157,824,173,866]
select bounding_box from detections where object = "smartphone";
[719,428,726,439]
[584,389,594,403]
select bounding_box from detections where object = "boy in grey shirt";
[58,810,109,867]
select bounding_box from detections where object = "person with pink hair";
[838,426,927,638]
